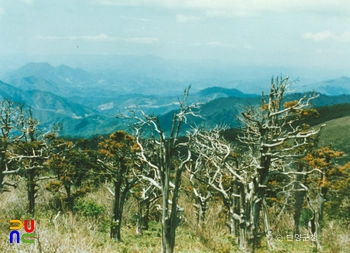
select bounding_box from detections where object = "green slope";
[314,115,350,163]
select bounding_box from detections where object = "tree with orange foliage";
[98,130,140,241]
[46,137,97,213]
[325,161,350,222]
[300,145,346,249]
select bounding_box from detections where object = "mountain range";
[0,61,349,137]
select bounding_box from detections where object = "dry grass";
[1,177,349,252]
[322,221,350,253]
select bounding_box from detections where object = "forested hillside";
[1,77,349,253]
[1,62,350,137]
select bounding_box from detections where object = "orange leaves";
[283,100,319,119]
[318,146,344,159]
[131,143,141,152]
[339,162,350,174]
[299,108,319,118]
[98,130,139,179]
[110,130,134,143]
[303,146,344,169]
[284,100,298,109]
[302,146,348,221]
[327,162,350,188]
[320,178,330,188]
[44,180,62,192]
[260,104,269,111]
[303,154,327,168]
[66,141,74,149]
[269,197,278,202]
[98,131,140,169]
[269,180,278,186]
[98,148,115,159]
[323,162,350,220]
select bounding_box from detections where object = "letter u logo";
[24,220,35,233]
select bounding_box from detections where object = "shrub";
[74,198,105,218]
[300,208,313,227]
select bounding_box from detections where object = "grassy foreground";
[1,178,349,252]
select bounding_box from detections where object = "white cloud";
[176,14,202,23]
[22,0,34,5]
[95,0,350,17]
[207,41,234,47]
[36,34,159,44]
[125,37,159,44]
[302,31,334,42]
[120,16,155,22]
[302,31,350,42]
[95,0,141,6]
[244,45,254,50]
[83,34,109,41]
[36,34,110,41]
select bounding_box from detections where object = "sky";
[1,0,350,70]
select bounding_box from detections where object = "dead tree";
[5,110,58,216]
[0,101,57,215]
[131,86,202,253]
[0,99,27,192]
[237,77,325,252]
[132,138,163,235]
[6,123,49,215]
[190,77,323,253]
[131,179,161,235]
[188,127,241,238]
[189,173,211,227]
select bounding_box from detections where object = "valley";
[0,60,349,137]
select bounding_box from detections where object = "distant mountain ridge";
[1,61,350,137]
[294,76,350,96]
[2,62,96,97]
[158,92,350,133]
[6,62,91,83]
[196,86,257,100]
[1,62,260,116]
[4,62,350,97]
[0,80,123,136]
[316,76,350,95]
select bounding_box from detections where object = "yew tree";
[0,99,28,191]
[98,130,140,241]
[0,102,55,215]
[132,177,161,235]
[46,138,97,213]
[131,86,201,253]
[189,77,323,253]
[325,161,350,222]
[300,146,346,249]
[7,112,53,216]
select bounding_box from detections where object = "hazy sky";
[1,0,350,69]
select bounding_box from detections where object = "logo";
[9,220,35,244]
